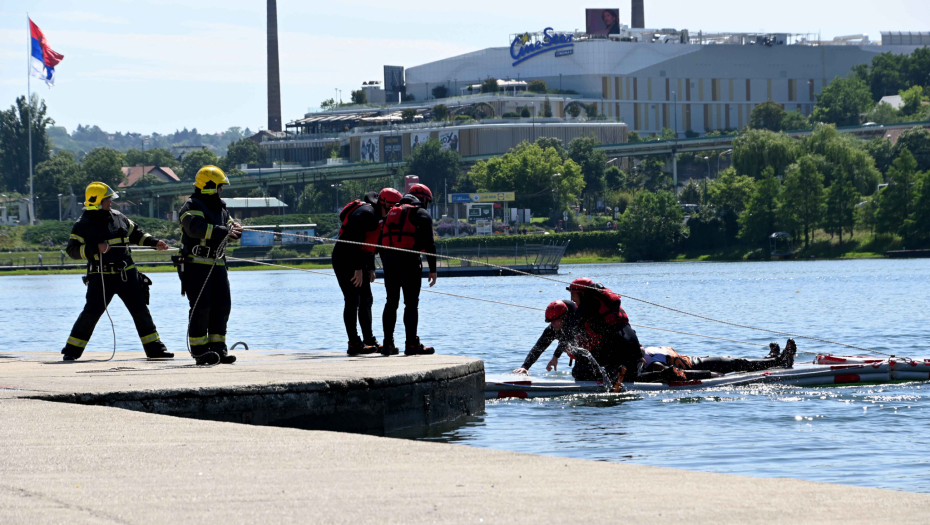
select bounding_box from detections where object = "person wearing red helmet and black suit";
[566,277,644,381]
[512,300,579,374]
[378,183,438,355]
[333,188,402,355]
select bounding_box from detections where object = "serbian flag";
[29,19,64,87]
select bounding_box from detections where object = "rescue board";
[487,356,930,399]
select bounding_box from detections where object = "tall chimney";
[631,0,644,28]
[267,0,282,132]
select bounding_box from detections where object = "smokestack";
[631,0,644,29]
[267,0,282,132]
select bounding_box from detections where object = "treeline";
[47,123,255,159]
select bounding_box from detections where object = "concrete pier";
[2,351,929,524]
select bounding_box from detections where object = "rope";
[184,236,231,367]
[240,227,888,356]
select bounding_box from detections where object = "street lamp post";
[331,183,342,212]
[57,194,63,221]
[156,194,160,220]
[702,156,710,205]
[717,149,732,176]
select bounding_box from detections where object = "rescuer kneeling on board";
[176,166,243,366]
[513,300,580,375]
[334,188,402,355]
[635,340,798,383]
[566,277,644,382]
[61,182,173,361]
[378,184,437,356]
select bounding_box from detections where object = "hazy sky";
[2,0,929,136]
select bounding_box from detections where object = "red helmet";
[379,188,403,206]
[408,183,433,205]
[545,301,569,322]
[566,277,596,293]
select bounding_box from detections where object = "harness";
[578,288,630,351]
[84,259,134,284]
[339,200,379,253]
[379,204,419,250]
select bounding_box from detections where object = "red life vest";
[338,200,378,253]
[379,204,419,251]
[578,288,629,351]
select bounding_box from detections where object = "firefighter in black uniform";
[378,183,437,356]
[61,182,173,361]
[333,188,403,355]
[176,166,243,365]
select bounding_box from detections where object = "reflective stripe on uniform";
[93,264,137,275]
[141,233,152,243]
[80,245,86,259]
[180,210,205,221]
[66,336,88,348]
[205,224,214,240]
[106,237,128,245]
[189,335,209,346]
[140,332,160,344]
[70,234,85,243]
[127,220,136,235]
[188,256,224,266]
[208,334,226,343]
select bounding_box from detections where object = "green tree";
[585,103,599,118]
[566,136,607,193]
[33,151,87,219]
[320,98,337,111]
[732,129,800,179]
[179,149,220,180]
[404,138,461,198]
[431,85,448,99]
[738,168,781,245]
[822,167,860,244]
[433,104,450,121]
[627,131,642,143]
[781,110,811,131]
[864,102,900,125]
[899,85,924,116]
[617,190,684,260]
[679,179,702,205]
[876,149,918,241]
[350,89,367,104]
[812,76,872,126]
[81,147,126,189]
[659,128,677,141]
[605,165,624,190]
[707,168,754,215]
[0,94,53,193]
[481,77,499,93]
[527,79,548,93]
[520,106,531,118]
[221,138,266,172]
[642,156,671,192]
[909,170,930,245]
[124,147,179,169]
[534,137,565,159]
[864,137,895,174]
[892,126,930,172]
[542,97,553,117]
[782,155,825,246]
[401,109,418,123]
[864,52,909,100]
[856,197,878,235]
[749,100,786,131]
[802,124,881,195]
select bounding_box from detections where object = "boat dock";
[2,350,930,523]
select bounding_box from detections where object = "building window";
[712,79,720,101]
[746,79,751,101]
[728,79,734,102]
[685,78,691,101]
[788,79,797,102]
[809,79,815,101]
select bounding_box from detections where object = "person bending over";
[513,300,579,375]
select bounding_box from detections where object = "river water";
[2,259,929,492]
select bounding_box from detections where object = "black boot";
[361,336,381,354]
[347,336,366,356]
[380,340,399,356]
[61,343,83,362]
[404,337,435,356]
[144,341,174,359]
[211,343,236,364]
[778,339,797,369]
[192,349,221,366]
[764,342,781,360]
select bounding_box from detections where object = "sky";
[1,0,929,136]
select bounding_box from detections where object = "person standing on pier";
[176,166,243,366]
[378,184,437,355]
[61,182,173,361]
[333,188,402,355]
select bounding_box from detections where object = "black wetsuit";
[636,354,781,382]
[520,300,579,370]
[178,191,233,357]
[574,296,643,381]
[380,195,437,346]
[332,193,379,343]
[62,209,165,358]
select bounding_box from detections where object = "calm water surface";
[2,259,928,492]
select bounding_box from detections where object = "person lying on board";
[635,339,798,383]
[513,300,579,375]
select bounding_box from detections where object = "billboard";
[383,135,402,162]
[438,130,459,152]
[448,192,515,203]
[586,8,620,35]
[410,132,429,150]
[383,65,404,103]
[360,135,379,162]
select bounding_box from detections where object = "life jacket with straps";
[338,199,379,253]
[379,204,419,251]
[578,288,630,351]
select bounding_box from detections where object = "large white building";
[401,26,929,135]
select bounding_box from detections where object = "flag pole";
[26,13,35,225]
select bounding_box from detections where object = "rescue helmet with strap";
[566,277,596,293]
[379,203,419,250]
[545,301,569,322]
[408,184,433,206]
[193,165,230,195]
[84,182,118,210]
[379,187,403,207]
[338,199,379,253]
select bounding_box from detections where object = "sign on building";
[360,135,380,162]
[410,132,429,150]
[384,135,402,162]
[438,130,459,152]
[468,204,493,222]
[448,192,515,203]
[476,219,492,235]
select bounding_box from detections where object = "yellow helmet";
[193,165,230,195]
[84,182,118,210]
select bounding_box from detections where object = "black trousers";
[691,356,779,373]
[333,261,374,342]
[184,263,231,355]
[381,255,422,346]
[63,268,160,357]
[572,325,642,381]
